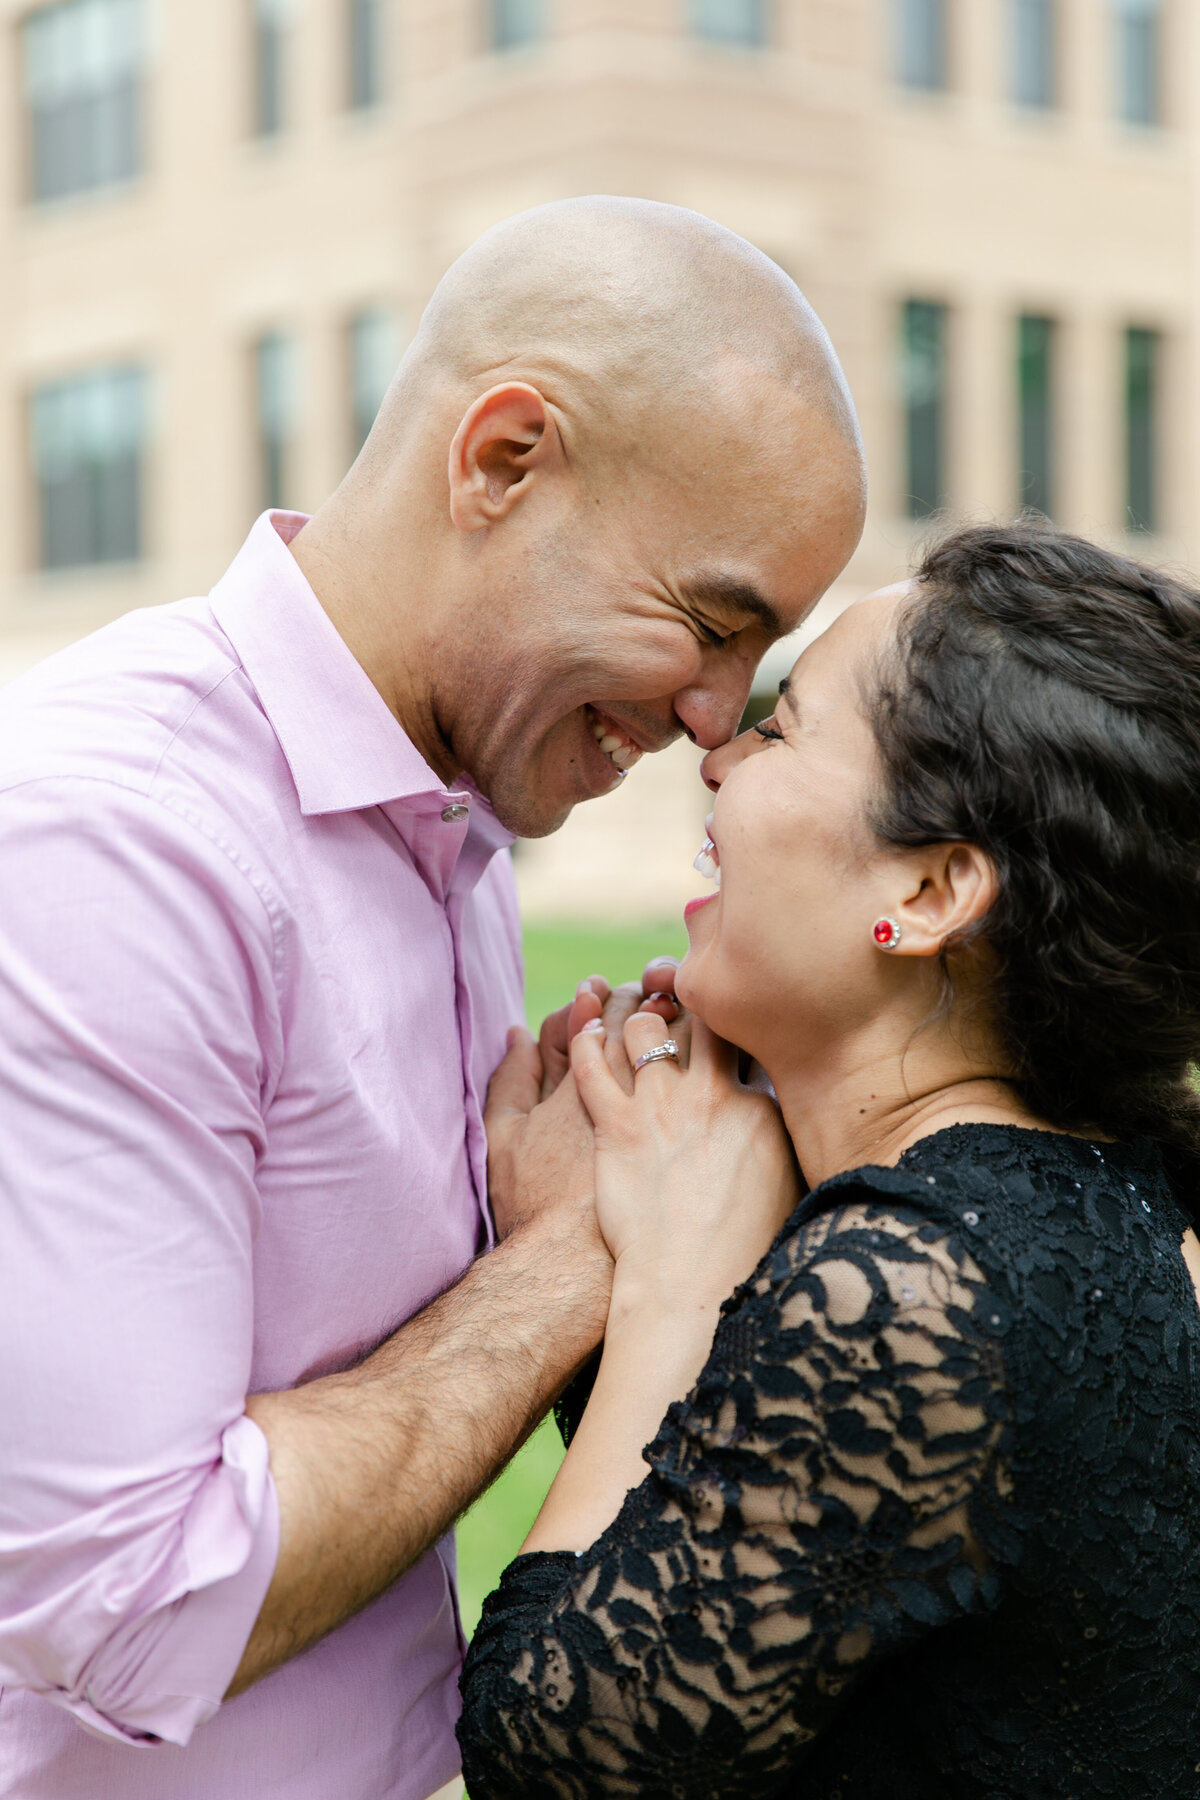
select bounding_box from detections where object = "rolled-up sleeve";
[0,777,285,1746]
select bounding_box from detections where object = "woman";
[458,524,1200,1797]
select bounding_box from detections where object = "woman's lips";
[684,892,718,922]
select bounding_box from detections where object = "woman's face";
[676,584,919,1068]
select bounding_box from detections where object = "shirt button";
[441,803,469,824]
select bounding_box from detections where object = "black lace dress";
[457,1124,1200,1798]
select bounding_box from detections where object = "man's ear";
[889,843,998,958]
[448,382,561,531]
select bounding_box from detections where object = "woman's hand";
[485,982,656,1243]
[532,956,685,1102]
[521,1012,800,1555]
[570,1010,800,1318]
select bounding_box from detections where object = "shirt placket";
[380,790,493,1247]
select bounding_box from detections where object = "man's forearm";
[229,1218,608,1695]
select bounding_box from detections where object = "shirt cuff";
[68,1415,280,1748]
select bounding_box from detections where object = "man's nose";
[672,666,756,753]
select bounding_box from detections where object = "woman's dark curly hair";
[870,520,1200,1221]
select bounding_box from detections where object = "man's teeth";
[590,712,643,771]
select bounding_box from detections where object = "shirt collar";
[208,512,512,850]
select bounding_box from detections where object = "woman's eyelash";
[754,718,784,742]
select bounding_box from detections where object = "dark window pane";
[349,0,383,107]
[348,309,398,455]
[691,0,765,48]
[255,332,295,511]
[254,0,286,135]
[1116,0,1161,125]
[490,0,542,50]
[1013,0,1056,108]
[1126,327,1159,533]
[895,0,947,91]
[1018,314,1056,517]
[31,364,145,568]
[23,0,143,203]
[902,300,947,518]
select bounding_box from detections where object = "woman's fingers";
[621,1010,681,1086]
[570,1020,625,1127]
[639,956,680,1024]
[640,956,679,1002]
[599,982,651,1092]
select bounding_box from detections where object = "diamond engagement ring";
[632,1039,681,1074]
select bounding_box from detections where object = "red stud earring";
[873,917,902,949]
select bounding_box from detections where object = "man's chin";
[483,779,578,842]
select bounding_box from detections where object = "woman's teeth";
[589,709,643,772]
[693,815,721,889]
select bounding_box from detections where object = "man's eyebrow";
[683,574,785,639]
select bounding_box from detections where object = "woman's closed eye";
[754,716,784,743]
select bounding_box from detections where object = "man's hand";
[485,981,649,1242]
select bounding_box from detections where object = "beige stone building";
[0,0,1194,915]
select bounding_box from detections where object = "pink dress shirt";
[0,512,523,1799]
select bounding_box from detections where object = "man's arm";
[232,1196,605,1691]
[0,778,620,1741]
[230,989,649,1694]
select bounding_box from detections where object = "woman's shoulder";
[738,1122,1199,1442]
[798,1121,1185,1270]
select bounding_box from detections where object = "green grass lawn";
[455,917,687,1638]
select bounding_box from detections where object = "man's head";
[302,196,867,837]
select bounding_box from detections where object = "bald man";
[0,198,864,1800]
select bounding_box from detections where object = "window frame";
[689,0,767,51]
[348,0,384,110]
[901,297,949,521]
[21,0,145,206]
[488,0,544,53]
[1114,0,1163,128]
[1124,324,1161,534]
[1017,312,1057,518]
[1011,0,1057,110]
[29,361,148,571]
[894,0,948,93]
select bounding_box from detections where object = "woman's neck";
[767,1037,1046,1191]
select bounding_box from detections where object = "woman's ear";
[890,843,998,958]
[448,382,561,531]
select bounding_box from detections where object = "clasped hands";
[485,961,801,1325]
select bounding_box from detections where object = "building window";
[348,0,383,108]
[691,0,765,48]
[1017,313,1056,516]
[1115,0,1162,126]
[22,0,144,204]
[1012,0,1056,108]
[489,0,542,51]
[348,309,399,455]
[253,0,288,136]
[1125,326,1160,532]
[255,332,296,510]
[895,0,947,91]
[901,300,947,518]
[31,364,146,568]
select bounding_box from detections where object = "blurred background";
[0,0,1192,1628]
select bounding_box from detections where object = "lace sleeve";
[459,1194,1013,1799]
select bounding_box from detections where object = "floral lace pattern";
[459,1125,1200,1798]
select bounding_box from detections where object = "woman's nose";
[700,725,759,794]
